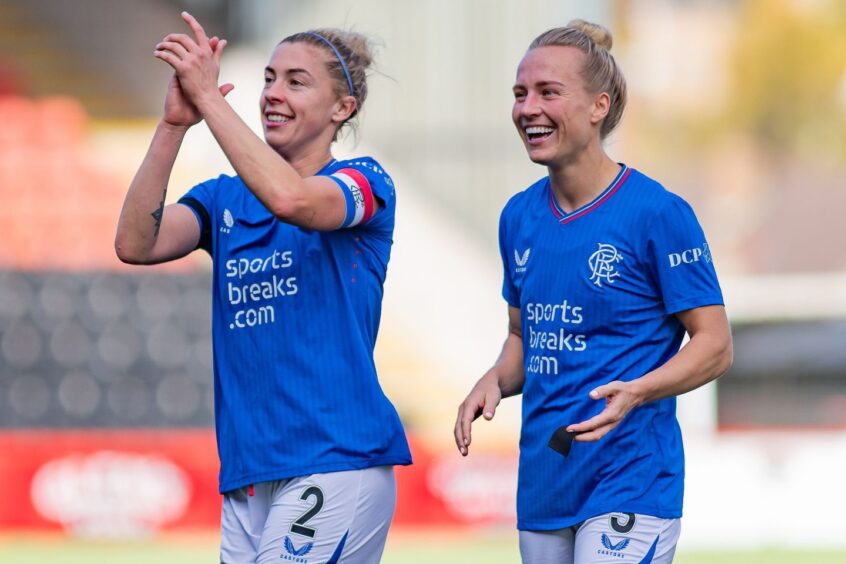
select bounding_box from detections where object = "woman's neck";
[547,148,621,213]
[276,139,335,178]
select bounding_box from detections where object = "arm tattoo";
[150,193,166,237]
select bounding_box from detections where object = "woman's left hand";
[154,12,227,108]
[566,380,643,442]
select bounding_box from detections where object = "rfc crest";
[588,243,623,287]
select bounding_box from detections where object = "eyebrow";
[535,80,566,88]
[513,80,567,90]
[264,67,313,78]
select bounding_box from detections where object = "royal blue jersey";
[178,157,411,493]
[499,165,723,530]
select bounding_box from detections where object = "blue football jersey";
[499,165,723,530]
[178,157,411,493]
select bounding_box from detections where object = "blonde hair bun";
[567,19,613,51]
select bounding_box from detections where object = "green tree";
[729,0,846,157]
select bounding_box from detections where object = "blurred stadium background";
[1,0,846,561]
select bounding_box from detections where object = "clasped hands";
[154,11,233,113]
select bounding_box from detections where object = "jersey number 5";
[290,486,325,539]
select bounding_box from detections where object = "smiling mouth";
[265,113,293,127]
[525,126,554,143]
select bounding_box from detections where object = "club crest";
[588,243,623,287]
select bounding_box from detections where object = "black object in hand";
[548,426,577,457]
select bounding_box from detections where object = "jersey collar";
[547,164,631,225]
[317,158,338,175]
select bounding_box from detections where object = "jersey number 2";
[290,486,324,538]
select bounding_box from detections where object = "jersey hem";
[219,455,412,494]
[517,504,683,531]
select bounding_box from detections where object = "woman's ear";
[590,91,611,125]
[331,95,358,124]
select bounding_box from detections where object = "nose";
[519,92,542,119]
[263,81,286,106]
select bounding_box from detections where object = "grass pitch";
[1,531,845,563]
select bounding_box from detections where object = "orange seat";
[37,96,89,149]
[0,94,201,274]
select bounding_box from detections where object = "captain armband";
[328,168,376,228]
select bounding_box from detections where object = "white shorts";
[519,512,681,563]
[220,466,396,564]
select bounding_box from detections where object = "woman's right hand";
[160,36,233,129]
[454,370,503,457]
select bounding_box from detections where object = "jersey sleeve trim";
[329,167,375,228]
[502,291,520,309]
[177,196,212,254]
[664,294,724,316]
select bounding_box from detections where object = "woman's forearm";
[115,121,187,262]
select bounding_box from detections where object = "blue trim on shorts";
[326,529,349,564]
[639,535,660,563]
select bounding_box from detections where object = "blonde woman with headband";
[116,12,410,563]
[455,20,732,563]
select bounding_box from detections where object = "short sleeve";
[499,207,520,308]
[327,158,395,229]
[178,175,221,254]
[646,196,724,315]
